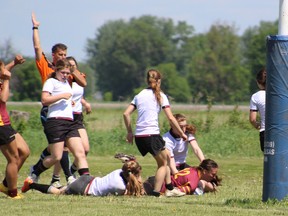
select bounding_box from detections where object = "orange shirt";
[36,53,84,87]
[36,53,54,85]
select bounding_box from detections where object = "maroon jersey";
[161,167,200,194]
[0,101,10,126]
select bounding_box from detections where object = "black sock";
[2,178,7,187]
[70,163,77,175]
[60,151,72,181]
[33,161,48,176]
[78,168,90,176]
[165,183,174,190]
[51,175,60,184]
[30,183,50,194]
[152,191,161,197]
[33,148,50,170]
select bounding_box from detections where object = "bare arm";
[41,91,72,106]
[123,104,135,144]
[32,12,43,61]
[163,107,187,141]
[81,98,92,114]
[167,150,179,174]
[0,62,11,102]
[5,55,26,71]
[70,68,87,87]
[249,110,260,130]
[189,140,205,162]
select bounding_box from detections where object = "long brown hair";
[122,161,143,196]
[174,113,197,134]
[198,159,222,186]
[146,69,162,105]
[256,68,266,90]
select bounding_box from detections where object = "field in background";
[0,102,286,215]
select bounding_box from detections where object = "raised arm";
[32,12,43,61]
[0,61,11,103]
[5,55,26,71]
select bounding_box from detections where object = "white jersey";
[42,78,73,119]
[72,82,84,113]
[88,169,126,196]
[250,90,265,132]
[163,131,195,164]
[131,88,170,135]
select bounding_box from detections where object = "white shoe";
[67,176,76,185]
[51,181,62,188]
[165,188,186,197]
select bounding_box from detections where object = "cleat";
[67,176,76,185]
[114,153,136,163]
[51,181,62,189]
[165,188,186,197]
[0,183,8,195]
[8,194,24,199]
[21,178,33,193]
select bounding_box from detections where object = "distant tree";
[10,58,42,101]
[157,63,191,103]
[86,15,194,101]
[186,23,250,103]
[78,63,96,99]
[241,20,278,93]
[0,39,16,62]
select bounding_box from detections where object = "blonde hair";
[146,69,162,105]
[122,161,143,196]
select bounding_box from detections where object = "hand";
[32,12,40,27]
[84,102,92,114]
[126,132,134,144]
[181,133,187,141]
[14,55,26,65]
[62,93,72,100]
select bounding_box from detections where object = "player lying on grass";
[143,159,221,196]
[22,159,144,197]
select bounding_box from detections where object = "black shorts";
[260,131,265,152]
[44,119,80,144]
[0,125,16,145]
[71,113,85,130]
[135,134,165,156]
[40,106,48,127]
[65,175,94,195]
[176,163,190,171]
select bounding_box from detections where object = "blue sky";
[0,0,279,62]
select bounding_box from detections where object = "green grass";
[0,103,287,215]
[0,156,287,216]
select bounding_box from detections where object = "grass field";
[0,103,287,215]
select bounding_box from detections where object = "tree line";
[1,16,278,104]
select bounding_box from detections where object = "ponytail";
[146,69,162,105]
[122,161,143,196]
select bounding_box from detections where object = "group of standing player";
[0,12,222,199]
